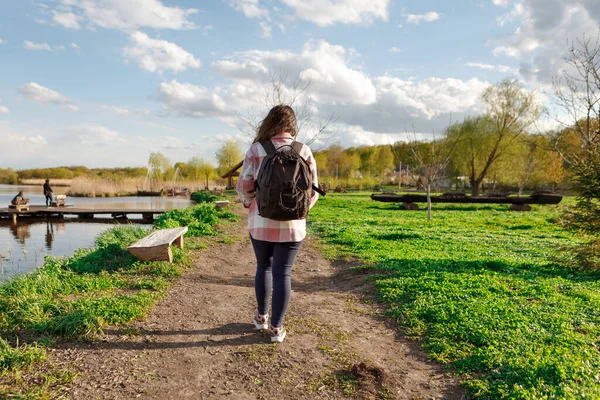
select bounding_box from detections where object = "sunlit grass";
[309,194,600,400]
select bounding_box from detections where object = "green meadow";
[309,193,600,400]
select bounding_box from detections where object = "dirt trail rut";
[53,210,465,399]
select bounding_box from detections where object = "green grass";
[0,203,236,398]
[308,194,600,400]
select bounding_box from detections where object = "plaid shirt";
[236,132,319,243]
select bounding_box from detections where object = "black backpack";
[255,140,315,221]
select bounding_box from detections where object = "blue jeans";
[250,236,302,328]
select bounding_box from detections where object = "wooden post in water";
[12,212,17,224]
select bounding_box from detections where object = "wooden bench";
[8,204,30,212]
[127,227,188,263]
[215,200,229,208]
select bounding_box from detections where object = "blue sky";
[0,0,598,168]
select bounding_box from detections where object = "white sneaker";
[270,326,286,343]
[253,312,268,330]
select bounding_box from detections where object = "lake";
[0,184,192,281]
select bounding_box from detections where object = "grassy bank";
[0,203,238,398]
[309,194,600,400]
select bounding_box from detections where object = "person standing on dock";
[43,179,53,207]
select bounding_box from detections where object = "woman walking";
[236,105,319,343]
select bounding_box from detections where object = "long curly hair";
[254,105,298,143]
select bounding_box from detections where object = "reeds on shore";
[65,177,226,197]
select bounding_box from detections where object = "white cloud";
[0,106,9,114]
[159,39,489,140]
[24,41,53,51]
[69,125,126,146]
[389,47,401,53]
[6,133,48,145]
[227,0,268,19]
[52,10,81,29]
[71,42,80,52]
[157,80,228,118]
[213,39,377,106]
[19,82,80,111]
[29,134,48,145]
[102,104,150,117]
[324,76,490,136]
[62,104,80,112]
[19,82,70,104]
[103,105,131,116]
[0,38,3,45]
[371,76,488,119]
[466,62,518,73]
[491,0,600,85]
[259,21,272,38]
[324,125,403,148]
[49,0,198,31]
[492,0,512,6]
[124,31,201,73]
[278,0,390,26]
[405,11,441,24]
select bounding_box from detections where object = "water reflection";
[9,222,31,244]
[0,219,153,281]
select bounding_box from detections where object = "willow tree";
[148,152,171,182]
[188,157,215,189]
[449,79,541,196]
[216,139,243,176]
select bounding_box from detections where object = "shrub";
[190,190,226,203]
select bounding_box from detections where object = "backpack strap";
[292,141,304,154]
[260,140,277,155]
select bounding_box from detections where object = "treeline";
[0,166,148,184]
[313,136,565,193]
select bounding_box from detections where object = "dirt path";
[52,208,465,399]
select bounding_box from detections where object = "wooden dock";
[0,206,168,223]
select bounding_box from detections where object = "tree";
[216,139,243,176]
[237,69,336,147]
[541,151,565,192]
[344,151,361,180]
[552,35,600,239]
[375,146,395,179]
[148,152,171,182]
[512,139,539,196]
[313,151,329,179]
[326,144,346,182]
[359,146,378,176]
[449,79,541,196]
[173,162,188,180]
[408,127,464,222]
[188,157,216,189]
[0,168,19,185]
[552,35,600,165]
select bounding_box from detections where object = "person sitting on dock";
[43,179,53,207]
[11,191,29,206]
